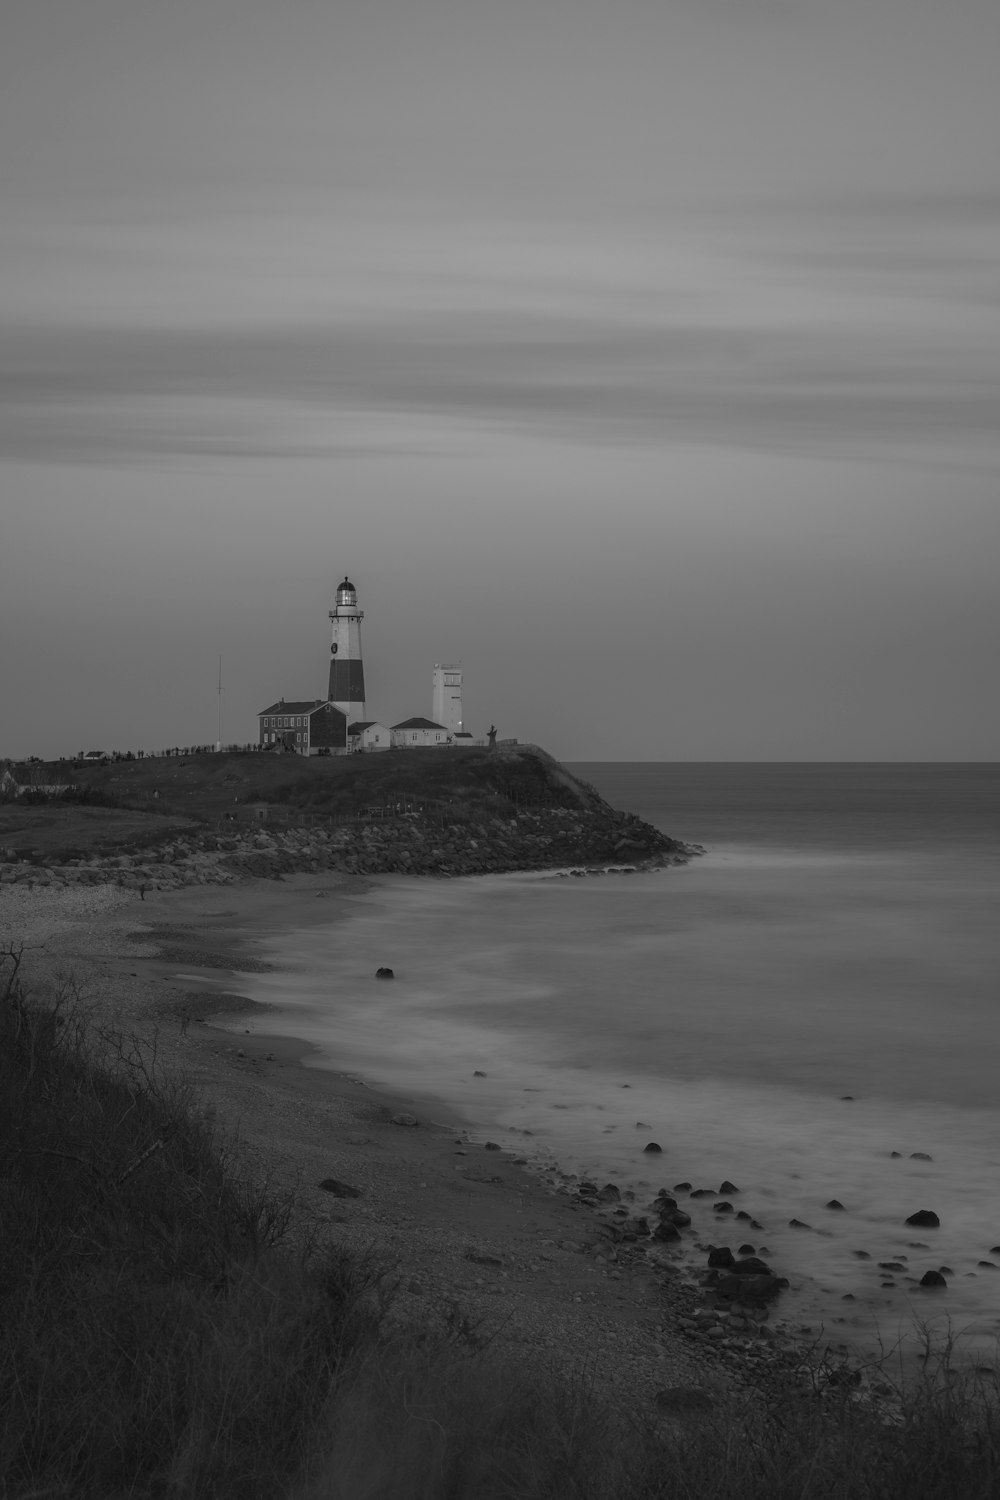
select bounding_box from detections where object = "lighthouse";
[328,576,366,722]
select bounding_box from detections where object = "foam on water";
[230,833,1000,1362]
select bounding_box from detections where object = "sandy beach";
[1,873,785,1413]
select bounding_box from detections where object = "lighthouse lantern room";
[328,576,367,723]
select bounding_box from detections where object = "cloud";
[1,296,997,468]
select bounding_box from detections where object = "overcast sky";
[2,0,998,760]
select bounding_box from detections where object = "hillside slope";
[1,746,696,888]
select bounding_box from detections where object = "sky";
[2,0,998,761]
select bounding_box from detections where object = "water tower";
[432,663,463,733]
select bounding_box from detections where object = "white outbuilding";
[348,720,392,752]
[390,717,451,749]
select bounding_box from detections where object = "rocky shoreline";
[0,802,698,891]
[450,1138,914,1421]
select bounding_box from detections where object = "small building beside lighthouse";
[391,716,451,748]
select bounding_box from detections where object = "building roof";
[391,717,449,731]
[258,699,340,716]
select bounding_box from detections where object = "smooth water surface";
[230,764,1000,1358]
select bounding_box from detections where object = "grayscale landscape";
[2,4,999,1497]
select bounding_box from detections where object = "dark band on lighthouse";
[328,658,366,703]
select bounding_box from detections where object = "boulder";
[643,1142,663,1154]
[716,1273,782,1306]
[375,966,395,979]
[919,1270,947,1288]
[707,1246,735,1269]
[731,1256,773,1276]
[318,1178,361,1198]
[905,1210,940,1229]
[659,1207,691,1229]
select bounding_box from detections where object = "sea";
[228,763,1000,1363]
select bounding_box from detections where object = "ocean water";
[230,763,1000,1361]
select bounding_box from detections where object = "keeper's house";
[258,699,347,754]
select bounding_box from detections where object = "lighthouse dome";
[336,576,357,606]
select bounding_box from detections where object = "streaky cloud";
[1,303,997,467]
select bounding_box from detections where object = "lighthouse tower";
[328,576,366,722]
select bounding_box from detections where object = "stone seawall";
[0,805,698,892]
